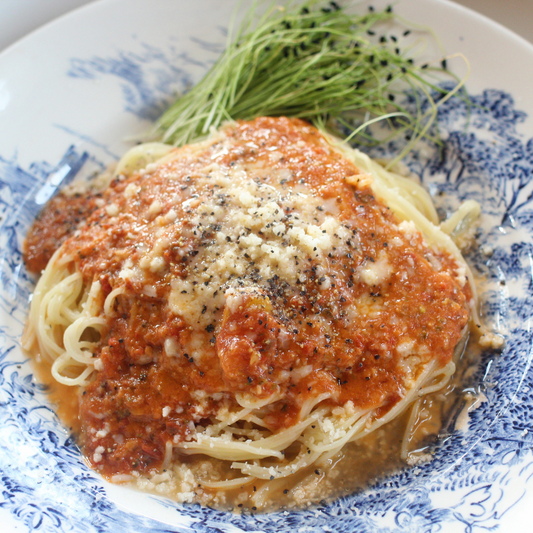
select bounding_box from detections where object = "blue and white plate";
[1,0,533,531]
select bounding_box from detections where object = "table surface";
[0,0,532,54]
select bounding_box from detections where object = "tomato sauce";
[25,117,469,480]
[24,192,100,273]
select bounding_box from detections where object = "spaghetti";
[24,117,476,509]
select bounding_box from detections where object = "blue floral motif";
[2,40,533,532]
[67,43,218,121]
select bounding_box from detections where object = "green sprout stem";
[150,0,466,154]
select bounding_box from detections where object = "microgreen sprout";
[152,0,465,155]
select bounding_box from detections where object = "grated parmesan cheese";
[358,251,392,286]
[167,162,351,328]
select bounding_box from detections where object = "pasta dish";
[23,116,479,509]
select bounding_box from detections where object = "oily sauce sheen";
[25,118,469,489]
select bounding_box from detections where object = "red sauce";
[24,192,100,273]
[25,117,469,479]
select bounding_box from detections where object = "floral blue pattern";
[1,35,533,533]
[67,41,219,121]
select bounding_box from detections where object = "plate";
[1,0,533,531]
